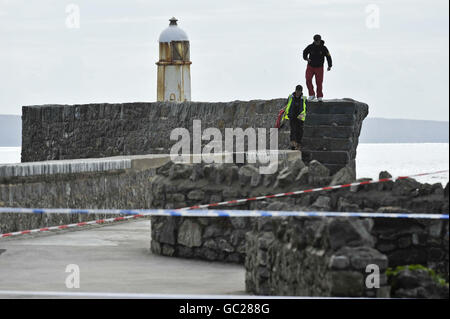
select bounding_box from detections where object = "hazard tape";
[0,208,447,219]
[0,209,447,238]
[0,169,448,239]
[181,169,449,210]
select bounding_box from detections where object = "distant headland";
[0,114,448,147]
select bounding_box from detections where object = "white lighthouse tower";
[156,17,192,102]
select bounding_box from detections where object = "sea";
[0,144,449,185]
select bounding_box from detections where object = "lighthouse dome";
[158,17,189,43]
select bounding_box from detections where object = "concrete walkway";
[0,151,301,178]
[0,220,246,298]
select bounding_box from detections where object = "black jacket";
[303,40,332,68]
[287,94,306,120]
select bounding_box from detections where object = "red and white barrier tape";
[0,215,145,238]
[180,169,449,210]
[0,169,448,239]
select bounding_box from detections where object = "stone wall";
[0,168,155,234]
[8,97,449,297]
[245,213,449,297]
[0,150,298,236]
[149,157,339,263]
[147,158,448,296]
[149,157,300,264]
[244,169,449,296]
[0,150,298,241]
[1,155,448,297]
[21,99,368,175]
[150,160,448,277]
[300,99,368,174]
[245,217,390,297]
[2,156,448,275]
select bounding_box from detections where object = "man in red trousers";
[303,34,333,102]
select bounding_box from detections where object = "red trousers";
[305,65,324,98]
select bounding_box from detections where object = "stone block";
[169,164,192,180]
[303,126,355,139]
[311,196,331,211]
[376,286,391,298]
[287,158,306,177]
[428,221,443,238]
[330,166,356,186]
[203,224,224,239]
[230,217,248,229]
[308,160,330,185]
[238,165,259,186]
[303,151,350,165]
[158,217,177,245]
[250,172,262,187]
[392,178,421,196]
[295,167,310,185]
[329,255,350,270]
[347,247,389,270]
[337,197,361,212]
[177,220,202,248]
[257,232,275,250]
[302,137,353,152]
[218,239,235,253]
[187,190,205,201]
[275,167,294,188]
[328,219,375,250]
[305,114,356,126]
[306,101,362,115]
[330,271,364,297]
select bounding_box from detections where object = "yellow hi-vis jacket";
[283,94,307,121]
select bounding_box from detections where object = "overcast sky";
[0,0,448,121]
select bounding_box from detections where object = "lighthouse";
[156,17,192,102]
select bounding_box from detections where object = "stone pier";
[21,99,368,175]
[7,97,448,297]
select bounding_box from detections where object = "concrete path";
[0,150,301,178]
[0,220,246,298]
